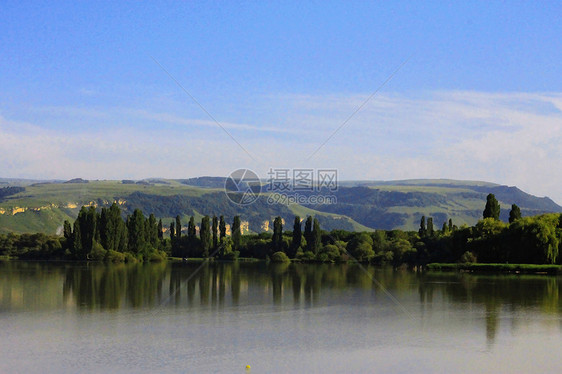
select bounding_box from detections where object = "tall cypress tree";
[212,216,218,251]
[176,215,182,239]
[448,218,453,232]
[304,216,313,251]
[169,222,175,239]
[63,220,73,251]
[94,210,101,244]
[128,209,146,254]
[188,216,196,239]
[232,216,241,250]
[157,219,163,240]
[483,193,501,220]
[290,216,302,257]
[148,213,158,248]
[200,216,211,257]
[311,218,322,254]
[419,216,427,237]
[107,202,126,252]
[219,215,226,242]
[272,216,283,252]
[427,217,434,237]
[99,207,109,250]
[186,216,197,257]
[509,204,522,223]
[72,218,82,256]
[73,206,96,258]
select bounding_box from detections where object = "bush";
[148,250,167,262]
[271,251,290,263]
[460,251,477,263]
[316,244,340,262]
[88,242,107,261]
[222,250,239,261]
[124,252,138,263]
[297,251,316,262]
[106,250,125,262]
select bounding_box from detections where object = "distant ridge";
[0,177,560,234]
[64,178,89,184]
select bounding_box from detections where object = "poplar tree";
[200,216,211,257]
[232,216,241,250]
[427,217,434,237]
[419,216,427,237]
[148,213,158,248]
[509,204,522,223]
[63,220,72,241]
[212,216,218,251]
[176,215,182,239]
[108,203,126,252]
[99,207,109,250]
[72,218,82,256]
[219,215,226,242]
[128,209,146,254]
[304,216,313,251]
[311,218,322,254]
[483,193,501,220]
[157,219,163,240]
[290,216,302,257]
[272,216,283,251]
[169,222,175,239]
[188,216,196,239]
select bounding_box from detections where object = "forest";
[0,194,561,266]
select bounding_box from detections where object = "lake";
[1,261,561,373]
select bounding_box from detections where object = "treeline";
[1,194,561,266]
[0,204,168,261]
[0,186,25,201]
[413,194,562,265]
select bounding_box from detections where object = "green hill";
[0,179,367,234]
[0,178,560,234]
[304,181,561,230]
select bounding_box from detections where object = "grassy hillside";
[0,178,560,234]
[0,179,368,234]
[305,181,561,230]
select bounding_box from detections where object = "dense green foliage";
[0,186,25,201]
[2,195,562,268]
[0,203,166,261]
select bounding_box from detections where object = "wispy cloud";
[1,90,561,204]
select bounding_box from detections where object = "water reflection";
[1,261,562,346]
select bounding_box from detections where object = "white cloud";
[1,90,561,204]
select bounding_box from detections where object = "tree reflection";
[3,261,562,349]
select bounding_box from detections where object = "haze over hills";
[0,177,560,235]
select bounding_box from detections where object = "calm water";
[1,261,562,373]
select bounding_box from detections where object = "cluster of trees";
[63,204,167,261]
[415,194,561,265]
[0,203,167,261]
[168,214,238,260]
[1,193,561,266]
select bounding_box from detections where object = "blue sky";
[1,1,561,203]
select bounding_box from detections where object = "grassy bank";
[427,263,562,274]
